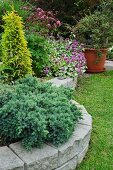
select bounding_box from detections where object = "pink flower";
[37,8,44,13]
[56,20,61,26]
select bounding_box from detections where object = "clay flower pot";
[84,48,107,73]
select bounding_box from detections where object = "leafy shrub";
[26,33,51,77]
[1,10,32,81]
[74,11,113,49]
[45,38,86,78]
[0,76,82,149]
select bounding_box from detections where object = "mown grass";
[74,71,113,170]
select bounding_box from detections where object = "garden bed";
[0,101,92,170]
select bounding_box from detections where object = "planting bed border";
[0,78,92,170]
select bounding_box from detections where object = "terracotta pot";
[84,48,107,73]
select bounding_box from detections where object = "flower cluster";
[27,7,61,30]
[45,39,86,78]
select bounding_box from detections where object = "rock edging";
[0,101,92,170]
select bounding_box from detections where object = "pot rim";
[84,48,108,51]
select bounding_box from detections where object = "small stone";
[0,146,24,170]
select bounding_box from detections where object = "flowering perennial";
[27,7,61,30]
[45,39,86,78]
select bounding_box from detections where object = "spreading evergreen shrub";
[1,10,32,81]
[0,76,82,149]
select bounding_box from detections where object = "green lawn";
[74,71,113,170]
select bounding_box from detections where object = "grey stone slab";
[78,113,92,127]
[57,123,91,167]
[47,77,77,89]
[73,124,91,141]
[73,124,91,154]
[57,135,79,167]
[0,146,24,170]
[77,144,89,164]
[78,130,91,154]
[9,143,58,170]
[56,156,77,170]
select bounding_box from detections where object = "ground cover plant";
[74,71,113,170]
[0,76,82,150]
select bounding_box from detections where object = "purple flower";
[64,56,68,60]
[73,40,79,45]
[71,55,76,61]
[44,67,50,75]
[77,68,81,73]
[66,59,71,63]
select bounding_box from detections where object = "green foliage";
[0,76,82,149]
[0,0,31,21]
[27,0,100,25]
[0,0,32,35]
[24,0,101,38]
[1,10,32,81]
[74,11,113,49]
[0,37,2,62]
[26,33,51,77]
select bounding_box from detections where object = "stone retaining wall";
[0,101,92,170]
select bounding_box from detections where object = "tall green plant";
[1,10,32,81]
[27,32,51,77]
